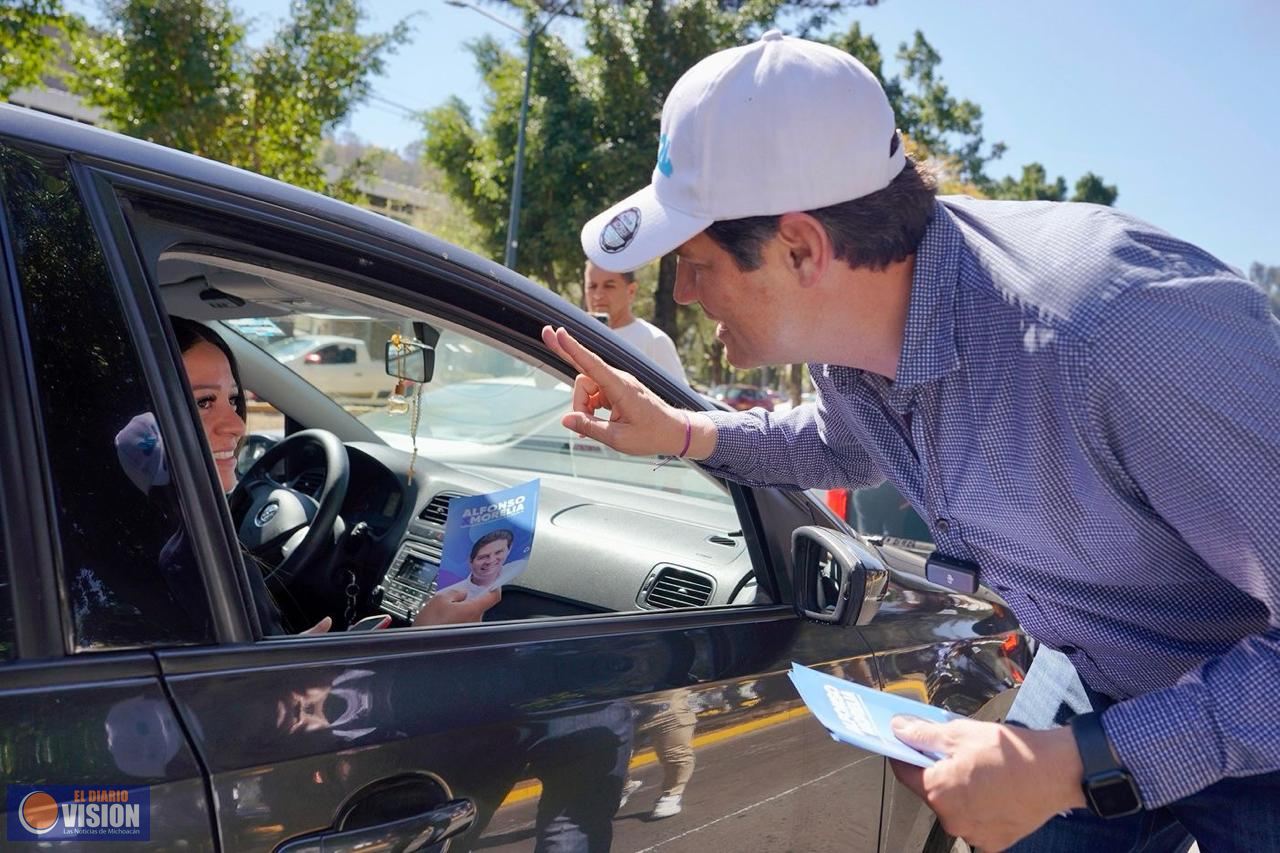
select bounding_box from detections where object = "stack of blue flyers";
[787,662,961,768]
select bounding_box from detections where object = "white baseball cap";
[581,30,905,272]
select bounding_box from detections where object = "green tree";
[0,0,73,99]
[73,0,408,199]
[425,10,1119,387]
[1071,171,1118,206]
[1249,262,1280,318]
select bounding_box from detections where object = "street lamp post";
[445,0,573,270]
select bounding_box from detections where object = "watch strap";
[1070,711,1120,777]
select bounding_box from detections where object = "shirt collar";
[820,201,963,412]
[894,201,963,388]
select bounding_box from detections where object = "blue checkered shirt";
[701,197,1280,808]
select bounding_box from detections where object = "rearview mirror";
[385,340,434,383]
[791,526,889,627]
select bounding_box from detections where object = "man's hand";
[890,717,1087,851]
[541,326,716,459]
[413,586,501,627]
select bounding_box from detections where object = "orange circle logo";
[18,790,59,835]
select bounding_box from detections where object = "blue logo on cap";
[657,134,673,177]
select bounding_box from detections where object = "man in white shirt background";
[584,260,687,383]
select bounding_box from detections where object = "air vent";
[419,492,461,526]
[294,470,325,496]
[644,566,715,609]
[707,535,737,547]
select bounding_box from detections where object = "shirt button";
[1059,645,1078,655]
[935,517,951,534]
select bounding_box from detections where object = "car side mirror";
[791,525,889,627]
[385,340,434,383]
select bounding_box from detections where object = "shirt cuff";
[698,409,763,480]
[1101,681,1221,808]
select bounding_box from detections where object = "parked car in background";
[708,383,775,412]
[0,105,1027,853]
[267,334,383,401]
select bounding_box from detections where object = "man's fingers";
[562,411,617,445]
[552,327,629,400]
[889,759,927,800]
[892,716,950,755]
[541,325,584,374]
[572,374,605,417]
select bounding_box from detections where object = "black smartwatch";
[1070,711,1143,818]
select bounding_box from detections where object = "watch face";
[1086,772,1143,818]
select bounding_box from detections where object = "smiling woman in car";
[163,317,497,634]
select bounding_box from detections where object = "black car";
[0,105,1029,852]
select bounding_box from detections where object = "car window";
[228,309,762,618]
[0,143,214,650]
[233,312,732,507]
[110,188,771,630]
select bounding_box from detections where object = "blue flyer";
[436,479,540,599]
[787,662,961,767]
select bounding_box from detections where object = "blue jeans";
[1006,649,1280,853]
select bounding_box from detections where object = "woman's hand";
[413,586,501,627]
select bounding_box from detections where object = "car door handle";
[276,797,475,853]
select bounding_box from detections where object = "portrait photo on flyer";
[436,479,540,599]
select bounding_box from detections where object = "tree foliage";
[71,0,408,199]
[425,6,1121,387]
[1249,262,1280,318]
[0,0,74,99]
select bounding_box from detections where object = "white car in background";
[266,334,382,400]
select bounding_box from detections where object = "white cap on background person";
[581,29,905,273]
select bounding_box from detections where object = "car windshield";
[264,336,319,359]
[228,312,730,504]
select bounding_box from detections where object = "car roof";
[0,105,561,310]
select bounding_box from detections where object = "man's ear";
[776,213,831,287]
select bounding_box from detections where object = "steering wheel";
[230,429,350,593]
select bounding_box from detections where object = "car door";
[81,162,898,852]
[0,138,219,849]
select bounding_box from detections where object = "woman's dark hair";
[170,316,247,422]
[470,528,515,560]
[704,156,939,273]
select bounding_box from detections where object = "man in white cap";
[543,29,1280,853]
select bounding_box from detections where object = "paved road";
[476,714,885,853]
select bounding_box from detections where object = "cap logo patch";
[657,134,673,177]
[599,207,641,254]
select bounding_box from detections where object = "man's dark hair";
[470,528,515,560]
[704,157,938,273]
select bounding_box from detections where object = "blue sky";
[76,0,1280,272]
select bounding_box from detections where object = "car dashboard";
[281,438,759,625]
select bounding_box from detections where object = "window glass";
[225,304,760,617]
[0,144,213,649]
[233,313,731,506]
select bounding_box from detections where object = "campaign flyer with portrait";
[788,663,960,768]
[436,479,540,599]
